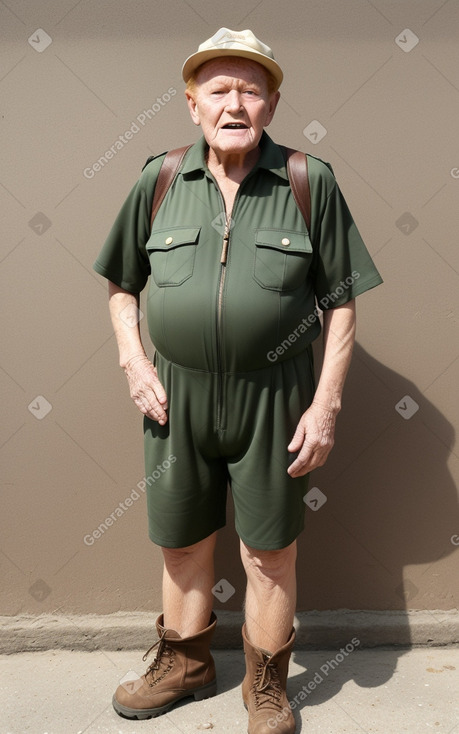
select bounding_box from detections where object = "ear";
[264,91,280,127]
[185,90,201,126]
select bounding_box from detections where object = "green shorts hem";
[148,520,227,549]
[230,473,308,551]
[235,525,305,551]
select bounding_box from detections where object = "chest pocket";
[253,229,313,291]
[146,227,200,286]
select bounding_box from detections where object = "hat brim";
[182,48,283,90]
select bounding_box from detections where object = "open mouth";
[221,123,248,129]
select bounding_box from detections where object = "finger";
[289,431,330,475]
[128,363,168,408]
[291,443,333,476]
[143,386,168,420]
[151,371,168,408]
[288,456,311,477]
[287,442,315,477]
[146,399,168,424]
[134,394,168,424]
[287,424,305,453]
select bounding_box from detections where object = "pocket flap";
[255,229,312,254]
[147,227,201,252]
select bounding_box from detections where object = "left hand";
[287,402,337,477]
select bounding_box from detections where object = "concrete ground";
[1,647,458,734]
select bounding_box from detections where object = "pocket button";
[165,236,173,245]
[281,237,290,246]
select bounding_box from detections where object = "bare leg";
[162,531,217,637]
[240,539,297,652]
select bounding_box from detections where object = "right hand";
[123,356,168,424]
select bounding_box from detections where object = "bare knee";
[162,532,217,570]
[161,545,194,571]
[241,540,297,585]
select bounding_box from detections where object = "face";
[185,57,280,157]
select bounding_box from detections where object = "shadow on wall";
[213,339,458,639]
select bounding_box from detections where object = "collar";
[180,130,289,181]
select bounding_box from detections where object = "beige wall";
[1,1,458,630]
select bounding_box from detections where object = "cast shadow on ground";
[213,340,458,726]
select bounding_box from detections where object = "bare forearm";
[107,281,168,422]
[108,281,146,368]
[287,300,356,477]
[313,300,356,415]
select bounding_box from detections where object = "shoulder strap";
[150,145,193,230]
[279,146,311,232]
[150,144,311,233]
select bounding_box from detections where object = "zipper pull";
[220,220,230,264]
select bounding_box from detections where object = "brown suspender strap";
[280,146,311,233]
[150,144,193,230]
[150,143,310,232]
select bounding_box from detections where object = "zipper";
[216,214,230,431]
[214,179,245,432]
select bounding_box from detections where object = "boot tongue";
[163,628,181,639]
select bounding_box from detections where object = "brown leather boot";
[242,623,296,734]
[112,612,217,719]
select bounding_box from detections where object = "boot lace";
[252,655,283,712]
[142,629,175,687]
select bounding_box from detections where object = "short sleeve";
[93,156,164,293]
[307,155,383,309]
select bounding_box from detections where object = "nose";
[225,89,243,113]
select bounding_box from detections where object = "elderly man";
[94,28,382,734]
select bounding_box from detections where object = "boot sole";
[112,679,218,720]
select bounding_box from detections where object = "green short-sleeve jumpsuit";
[94,131,383,550]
